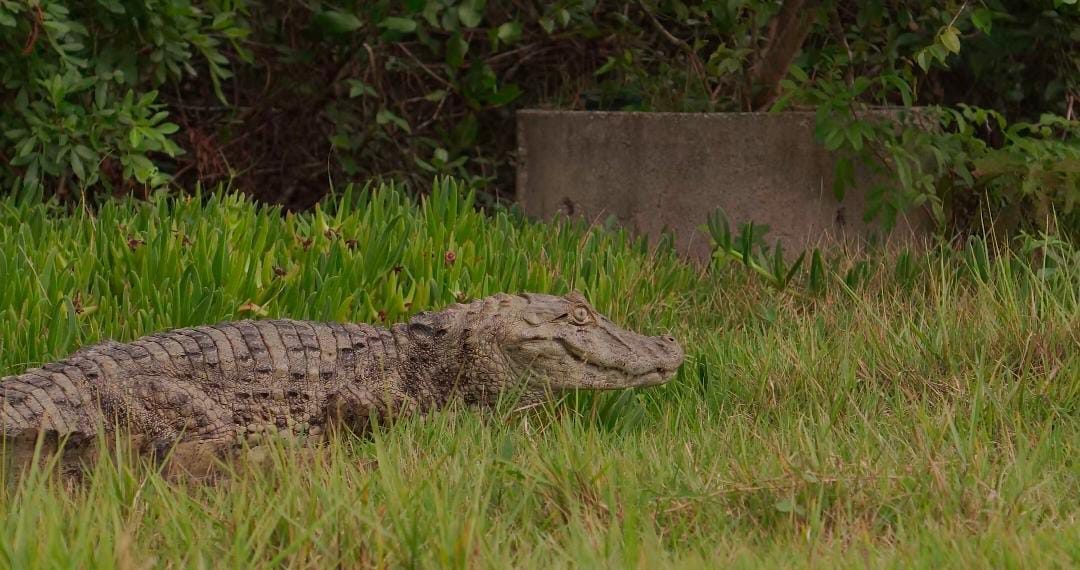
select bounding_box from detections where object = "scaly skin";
[1,292,683,475]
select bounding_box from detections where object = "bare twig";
[415,94,448,132]
[828,10,855,86]
[946,1,969,29]
[503,46,560,81]
[638,1,709,99]
[396,43,454,90]
[485,42,543,65]
[638,0,692,52]
[363,42,382,92]
[21,5,43,55]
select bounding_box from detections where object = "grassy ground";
[1,180,1077,568]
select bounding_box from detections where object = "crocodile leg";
[321,383,415,438]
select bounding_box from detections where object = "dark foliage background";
[1,0,1077,230]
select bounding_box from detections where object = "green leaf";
[769,93,792,113]
[73,145,95,161]
[127,154,156,183]
[808,249,826,294]
[486,83,521,107]
[940,26,961,54]
[929,43,948,62]
[376,109,411,133]
[594,56,617,77]
[95,82,108,108]
[97,0,125,14]
[379,17,417,33]
[833,156,853,201]
[457,5,482,28]
[452,113,479,147]
[42,19,72,36]
[846,127,863,151]
[556,8,571,27]
[497,435,515,461]
[348,80,375,98]
[70,152,85,180]
[915,50,931,72]
[884,74,914,107]
[329,133,351,149]
[783,252,806,288]
[446,32,468,69]
[313,10,363,35]
[414,156,437,173]
[774,499,802,514]
[788,65,809,83]
[823,128,845,151]
[971,8,993,34]
[419,1,441,27]
[15,136,37,159]
[439,7,460,31]
[463,63,498,103]
[497,21,522,44]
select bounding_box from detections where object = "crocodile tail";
[1,379,25,438]
[3,374,79,477]
[1,372,89,439]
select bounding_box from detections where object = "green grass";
[1,179,1078,568]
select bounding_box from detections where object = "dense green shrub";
[781,89,1080,239]
[0,0,249,198]
[1,1,1077,233]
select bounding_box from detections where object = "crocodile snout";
[653,334,684,375]
[622,333,684,387]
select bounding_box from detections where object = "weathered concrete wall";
[516,110,927,261]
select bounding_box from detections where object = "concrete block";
[515,110,928,261]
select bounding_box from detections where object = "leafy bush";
[784,88,1080,239]
[1,1,1076,233]
[0,0,249,198]
[768,0,1080,239]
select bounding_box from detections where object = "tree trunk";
[750,0,820,111]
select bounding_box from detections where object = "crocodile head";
[406,292,684,403]
[485,291,683,392]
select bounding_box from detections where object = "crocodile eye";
[569,305,592,325]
